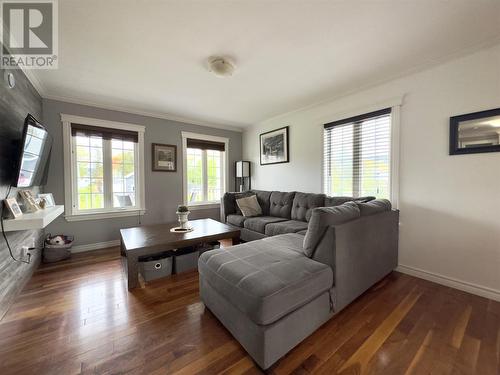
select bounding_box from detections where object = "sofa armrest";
[312,210,399,312]
[220,192,240,223]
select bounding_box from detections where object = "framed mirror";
[450,108,500,155]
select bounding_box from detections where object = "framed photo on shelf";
[19,190,39,212]
[4,197,23,218]
[260,126,289,165]
[152,143,177,172]
[38,193,55,208]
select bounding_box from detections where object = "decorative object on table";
[235,161,251,192]
[450,107,500,155]
[236,195,262,217]
[4,197,23,218]
[172,205,192,232]
[152,143,177,171]
[38,193,55,208]
[19,190,39,212]
[43,234,74,263]
[260,126,289,165]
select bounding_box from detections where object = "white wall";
[243,44,500,300]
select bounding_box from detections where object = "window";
[62,115,145,221]
[182,132,228,207]
[323,108,392,200]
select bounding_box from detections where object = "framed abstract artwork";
[260,126,289,165]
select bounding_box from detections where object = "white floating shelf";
[3,205,64,232]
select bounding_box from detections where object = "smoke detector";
[208,56,235,77]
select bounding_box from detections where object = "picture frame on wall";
[4,197,23,218]
[449,107,500,155]
[152,143,177,172]
[260,126,289,165]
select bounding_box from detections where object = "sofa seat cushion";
[198,234,333,325]
[243,216,287,234]
[227,214,247,227]
[265,220,309,236]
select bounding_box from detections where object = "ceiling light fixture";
[208,56,235,77]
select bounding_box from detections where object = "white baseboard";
[396,264,500,302]
[71,240,120,253]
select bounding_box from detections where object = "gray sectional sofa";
[198,190,399,369]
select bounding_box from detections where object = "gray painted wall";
[43,99,242,247]
[0,67,44,320]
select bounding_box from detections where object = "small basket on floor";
[43,234,74,263]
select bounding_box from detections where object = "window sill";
[187,203,220,211]
[65,209,146,222]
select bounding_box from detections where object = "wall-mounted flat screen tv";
[13,114,52,188]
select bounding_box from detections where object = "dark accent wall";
[0,67,43,320]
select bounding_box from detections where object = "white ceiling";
[32,0,500,129]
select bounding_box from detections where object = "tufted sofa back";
[220,190,377,223]
[291,192,326,222]
[269,191,296,218]
[249,190,272,216]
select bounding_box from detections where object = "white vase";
[176,211,190,229]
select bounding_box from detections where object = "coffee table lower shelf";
[120,218,240,290]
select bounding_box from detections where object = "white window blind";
[323,108,391,199]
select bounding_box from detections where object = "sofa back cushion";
[324,195,375,207]
[250,190,272,215]
[303,202,360,257]
[269,191,296,218]
[291,192,326,222]
[357,199,392,216]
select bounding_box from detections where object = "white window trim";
[181,131,229,209]
[320,96,403,209]
[61,114,146,221]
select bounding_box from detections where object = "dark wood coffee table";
[120,218,240,290]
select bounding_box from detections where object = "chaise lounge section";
[200,196,399,369]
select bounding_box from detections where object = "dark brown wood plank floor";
[0,245,498,375]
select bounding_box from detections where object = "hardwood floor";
[0,246,498,375]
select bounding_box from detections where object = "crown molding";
[20,36,500,134]
[42,94,245,132]
[18,67,245,133]
[20,70,244,132]
[252,37,500,129]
